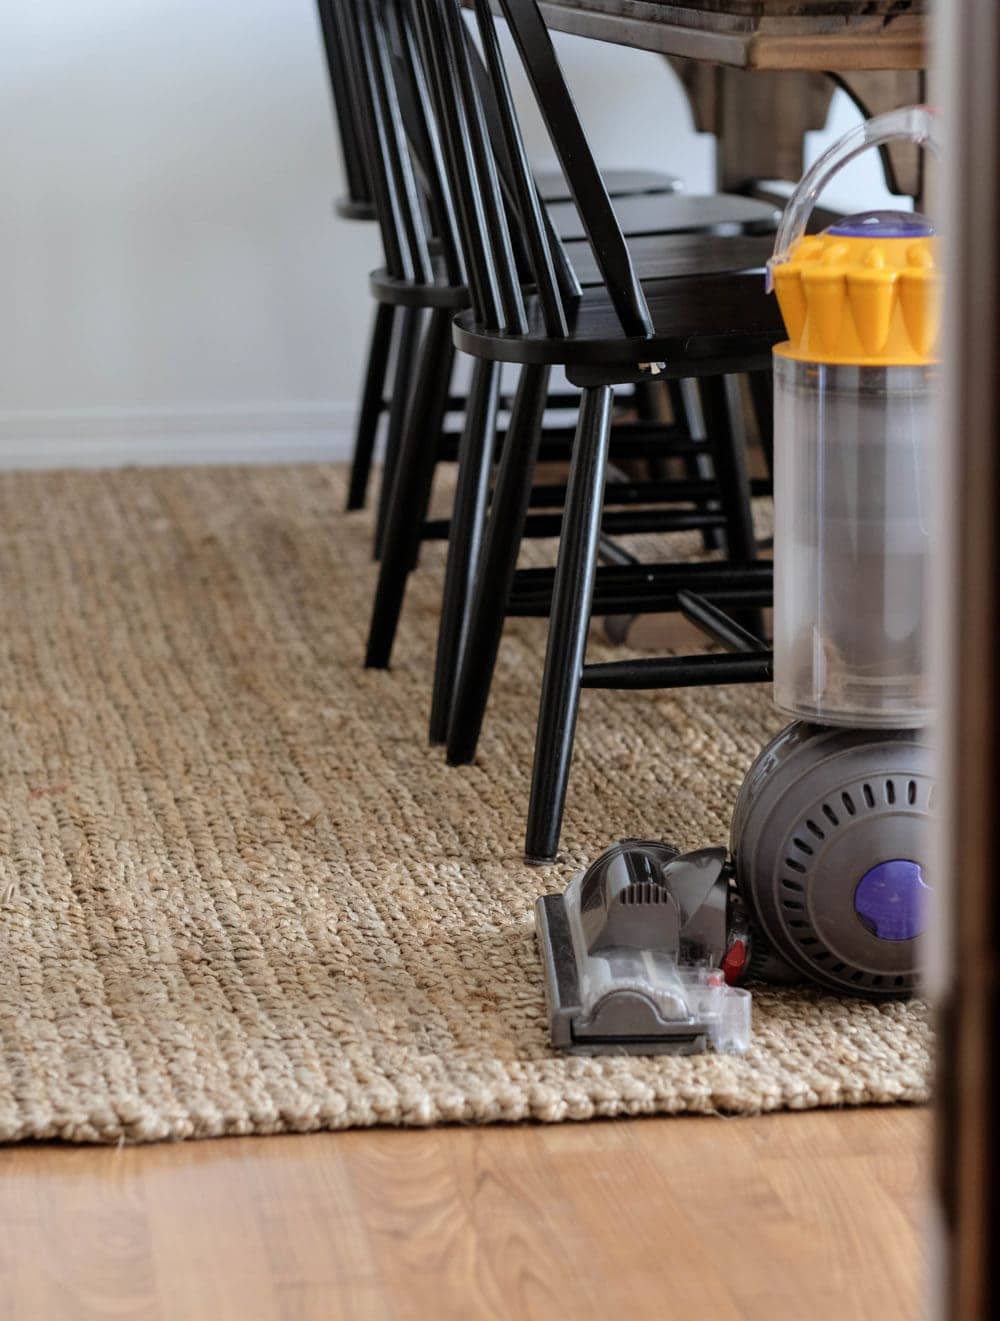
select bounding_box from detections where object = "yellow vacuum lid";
[771,210,940,367]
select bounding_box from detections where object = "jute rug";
[0,463,930,1143]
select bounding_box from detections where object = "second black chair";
[357,0,776,673]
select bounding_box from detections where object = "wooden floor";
[0,1108,927,1321]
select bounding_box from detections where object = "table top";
[525,1,928,70]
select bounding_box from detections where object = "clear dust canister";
[767,107,942,729]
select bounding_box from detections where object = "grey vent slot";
[619,883,667,906]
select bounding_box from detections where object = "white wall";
[0,0,899,469]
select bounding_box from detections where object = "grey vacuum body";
[731,721,932,997]
[536,721,933,1055]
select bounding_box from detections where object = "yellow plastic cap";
[772,230,940,366]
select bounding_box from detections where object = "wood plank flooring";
[0,1108,928,1321]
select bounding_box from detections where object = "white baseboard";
[0,403,357,471]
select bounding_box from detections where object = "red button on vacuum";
[721,938,748,985]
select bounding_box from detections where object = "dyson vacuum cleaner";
[536,107,941,1055]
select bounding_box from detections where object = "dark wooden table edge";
[502,2,929,71]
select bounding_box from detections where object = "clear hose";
[766,105,942,291]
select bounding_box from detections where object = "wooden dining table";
[474,1,930,198]
[530,1,926,70]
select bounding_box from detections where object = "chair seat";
[549,192,781,242]
[564,231,774,288]
[336,174,683,225]
[451,270,785,379]
[536,166,681,204]
[371,231,774,309]
[369,267,470,309]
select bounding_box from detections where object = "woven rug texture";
[0,464,930,1143]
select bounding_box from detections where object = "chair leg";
[633,380,667,481]
[346,302,395,511]
[374,306,424,559]
[429,358,502,745]
[446,364,551,766]
[748,369,774,481]
[364,308,454,669]
[699,374,763,638]
[671,377,723,551]
[524,385,614,865]
[699,375,756,563]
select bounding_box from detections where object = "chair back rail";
[316,0,373,206]
[358,0,435,283]
[415,0,527,331]
[470,0,569,337]
[439,0,532,330]
[421,0,655,345]
[448,28,577,306]
[390,0,468,287]
[341,0,658,347]
[333,0,408,277]
[332,0,427,282]
[494,0,653,340]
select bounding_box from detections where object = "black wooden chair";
[410,0,782,862]
[360,0,778,682]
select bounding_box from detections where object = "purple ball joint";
[853,860,929,942]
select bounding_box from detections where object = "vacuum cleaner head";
[535,840,752,1055]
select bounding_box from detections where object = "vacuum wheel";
[731,722,934,997]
